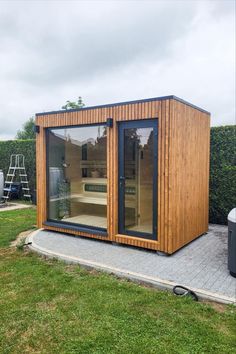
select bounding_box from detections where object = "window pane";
[124,127,153,234]
[47,125,107,230]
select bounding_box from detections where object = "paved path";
[28,225,236,304]
[0,203,32,212]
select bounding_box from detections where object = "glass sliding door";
[118,119,158,240]
[47,124,107,232]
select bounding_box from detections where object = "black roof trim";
[36,95,210,117]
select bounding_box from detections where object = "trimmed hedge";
[209,126,236,224]
[0,126,235,224]
[0,140,36,192]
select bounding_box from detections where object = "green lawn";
[0,207,37,247]
[0,208,235,353]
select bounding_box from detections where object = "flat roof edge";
[35,95,210,117]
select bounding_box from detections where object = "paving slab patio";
[0,202,32,212]
[28,224,236,304]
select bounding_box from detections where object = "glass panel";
[47,125,107,230]
[124,127,153,234]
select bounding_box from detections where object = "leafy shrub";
[209,126,236,224]
[0,140,36,192]
[0,126,235,224]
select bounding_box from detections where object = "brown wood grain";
[168,101,210,253]
[36,98,210,253]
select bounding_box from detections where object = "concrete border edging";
[27,229,236,305]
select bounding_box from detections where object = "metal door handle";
[119,176,125,187]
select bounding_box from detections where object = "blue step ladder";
[2,154,31,203]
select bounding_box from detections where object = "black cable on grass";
[23,242,32,246]
[173,285,198,301]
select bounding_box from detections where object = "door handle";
[119,176,125,187]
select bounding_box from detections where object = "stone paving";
[29,224,236,303]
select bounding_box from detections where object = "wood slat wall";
[168,100,210,253]
[36,98,210,253]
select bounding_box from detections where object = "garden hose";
[23,242,32,247]
[173,285,198,301]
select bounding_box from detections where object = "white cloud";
[0,0,235,140]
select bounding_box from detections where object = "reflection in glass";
[124,127,153,234]
[47,125,107,230]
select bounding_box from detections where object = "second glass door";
[118,119,158,240]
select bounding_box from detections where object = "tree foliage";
[209,125,236,224]
[62,96,85,110]
[15,117,35,140]
[1,124,235,224]
[0,140,36,191]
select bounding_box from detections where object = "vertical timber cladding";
[168,100,210,253]
[36,100,164,249]
[35,96,210,254]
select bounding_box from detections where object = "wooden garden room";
[36,95,210,254]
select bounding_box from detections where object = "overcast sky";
[0,0,235,140]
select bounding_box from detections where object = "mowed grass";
[0,207,37,247]
[0,208,235,353]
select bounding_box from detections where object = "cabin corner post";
[36,121,47,228]
[167,99,174,254]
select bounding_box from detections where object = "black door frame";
[118,119,158,240]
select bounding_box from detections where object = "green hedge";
[0,140,36,192]
[209,126,236,224]
[0,126,235,224]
